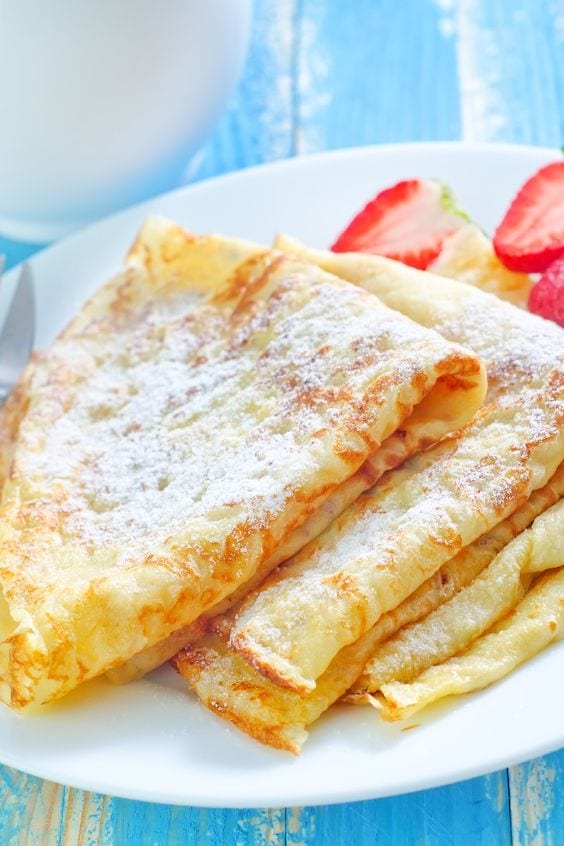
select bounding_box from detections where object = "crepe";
[0,356,37,483]
[208,239,564,695]
[429,224,533,307]
[173,463,563,753]
[366,498,564,715]
[349,464,564,696]
[0,218,485,710]
[378,567,563,719]
[174,224,562,744]
[375,506,564,721]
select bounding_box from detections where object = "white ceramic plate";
[1,142,562,807]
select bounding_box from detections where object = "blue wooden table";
[1,1,563,843]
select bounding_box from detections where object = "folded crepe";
[174,243,563,749]
[174,466,563,752]
[349,465,564,696]
[0,218,485,710]
[374,501,564,720]
[379,564,564,716]
[429,223,533,307]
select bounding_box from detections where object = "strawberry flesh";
[331,179,468,269]
[493,161,564,273]
[528,255,564,327]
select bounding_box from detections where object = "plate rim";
[6,140,562,278]
[1,685,563,808]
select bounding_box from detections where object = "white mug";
[0,0,251,242]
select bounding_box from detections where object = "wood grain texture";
[0,238,42,275]
[0,766,113,846]
[290,774,512,846]
[111,802,285,846]
[509,752,564,846]
[196,0,298,180]
[453,0,563,144]
[0,768,513,846]
[293,0,462,151]
[0,0,563,843]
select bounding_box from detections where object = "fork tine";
[0,263,35,401]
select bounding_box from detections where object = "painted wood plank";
[0,765,287,846]
[195,0,298,182]
[294,0,563,153]
[110,802,284,846]
[294,0,462,154]
[0,765,113,846]
[289,772,511,846]
[509,751,564,846]
[453,0,563,145]
[0,238,43,273]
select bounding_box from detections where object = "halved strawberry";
[493,161,564,273]
[331,179,469,269]
[528,255,564,327]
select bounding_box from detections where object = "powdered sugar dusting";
[435,295,564,399]
[17,261,459,558]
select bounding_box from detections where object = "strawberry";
[331,179,469,269]
[528,255,564,327]
[493,161,564,273]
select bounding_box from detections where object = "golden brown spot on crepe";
[363,373,399,407]
[175,646,211,673]
[293,385,354,410]
[437,350,485,381]
[228,641,305,694]
[213,252,281,308]
[323,571,357,594]
[230,681,275,704]
[333,443,368,466]
[208,699,299,754]
[161,229,198,264]
[411,369,430,395]
[172,649,301,753]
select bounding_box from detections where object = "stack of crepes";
[0,218,486,710]
[0,219,561,756]
[171,231,564,752]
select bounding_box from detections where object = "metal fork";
[0,260,35,403]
